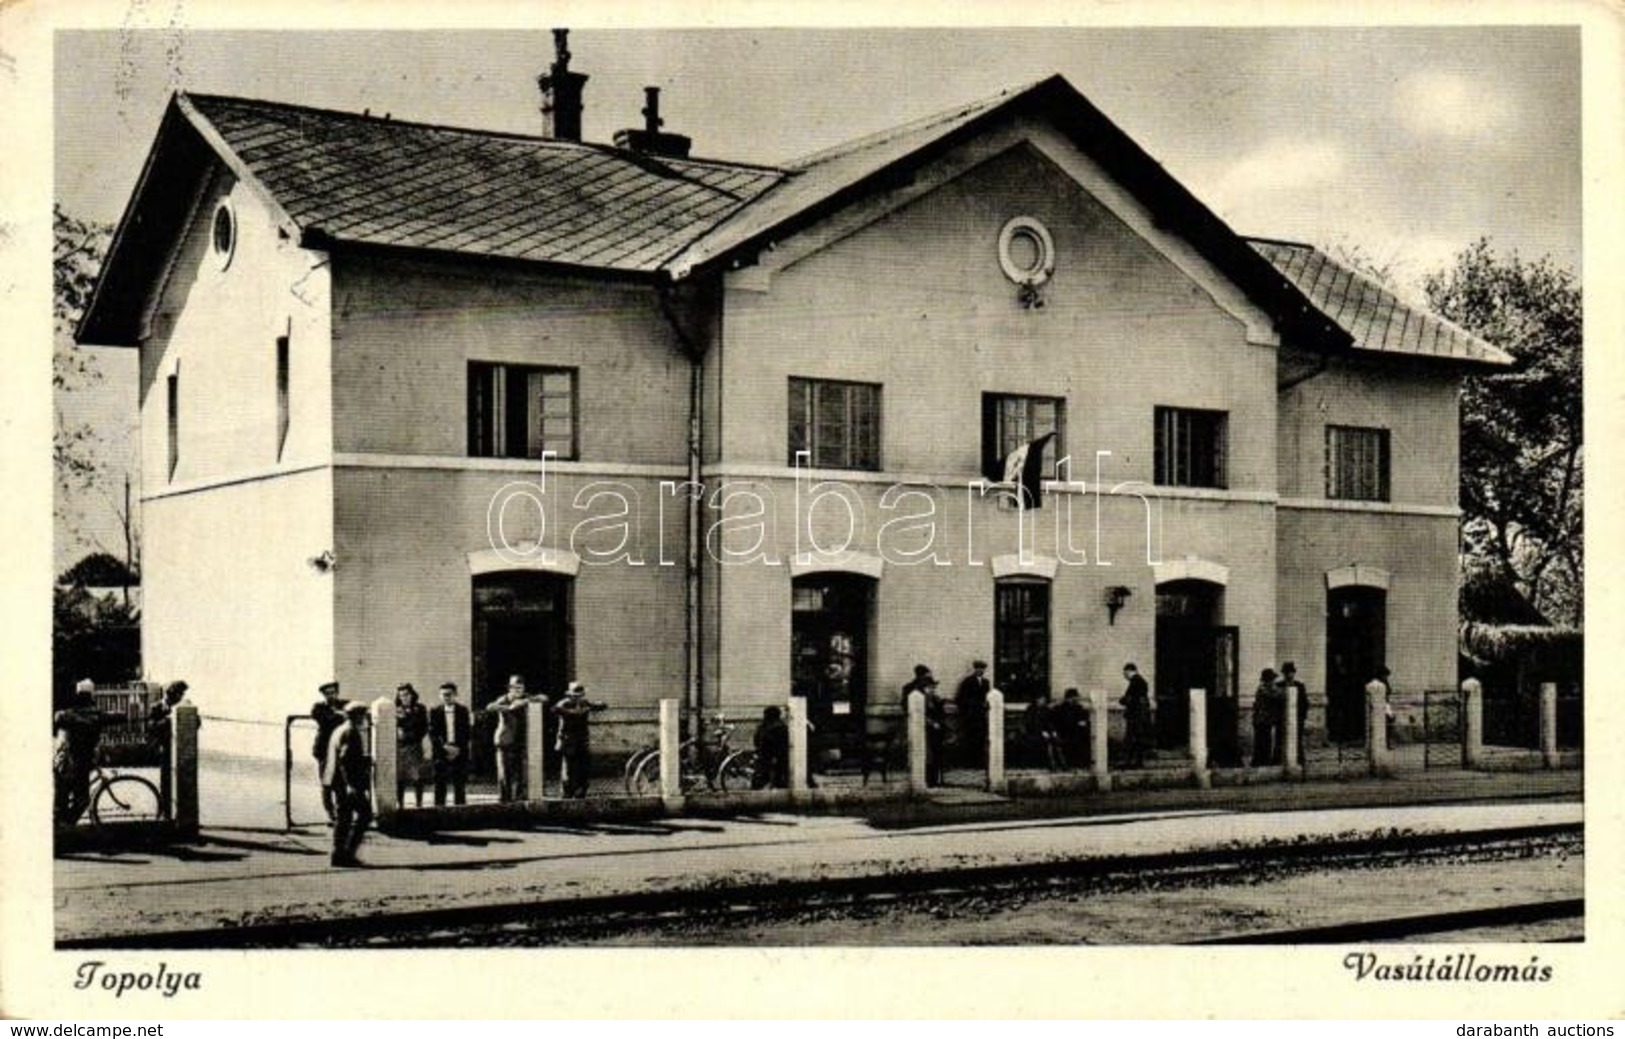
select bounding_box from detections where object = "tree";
[1424,240,1582,626]
[53,204,114,526]
[59,551,140,591]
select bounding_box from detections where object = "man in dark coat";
[309,681,347,822]
[1050,687,1090,770]
[53,680,105,825]
[751,705,790,789]
[552,682,607,798]
[147,681,191,810]
[429,681,472,805]
[954,660,992,768]
[324,701,373,867]
[1120,663,1153,768]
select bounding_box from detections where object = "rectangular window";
[166,373,179,481]
[982,393,1064,481]
[1154,406,1227,489]
[994,580,1050,703]
[1326,425,1390,501]
[788,377,881,470]
[276,335,290,460]
[468,363,578,460]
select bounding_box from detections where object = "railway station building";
[78,35,1511,761]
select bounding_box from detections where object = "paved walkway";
[55,766,1581,943]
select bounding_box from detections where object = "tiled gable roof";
[1249,238,1514,366]
[183,94,786,273]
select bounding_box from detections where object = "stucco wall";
[141,469,335,759]
[720,136,1278,489]
[1277,358,1460,506]
[329,255,689,467]
[331,467,687,708]
[139,163,333,495]
[1275,508,1460,702]
[703,478,1276,713]
[706,127,1279,714]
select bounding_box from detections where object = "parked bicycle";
[83,761,167,827]
[625,714,756,795]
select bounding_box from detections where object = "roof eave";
[301,229,669,286]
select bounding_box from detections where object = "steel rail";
[58,821,1580,949]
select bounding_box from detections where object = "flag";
[1001,431,1055,509]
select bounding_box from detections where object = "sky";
[50,25,1583,569]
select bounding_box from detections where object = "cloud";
[1395,70,1517,143]
[1202,137,1347,219]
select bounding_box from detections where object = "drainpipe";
[657,281,712,735]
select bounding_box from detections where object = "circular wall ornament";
[210,201,236,270]
[998,216,1055,286]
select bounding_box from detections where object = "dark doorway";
[994,579,1051,703]
[473,572,572,705]
[1326,585,1386,744]
[791,573,874,752]
[1154,580,1239,762]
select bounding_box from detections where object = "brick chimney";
[614,86,693,160]
[538,28,587,141]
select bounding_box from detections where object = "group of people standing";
[52,678,192,827]
[1249,662,1311,767]
[307,675,607,867]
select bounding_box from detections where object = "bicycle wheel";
[632,751,662,796]
[623,746,656,794]
[716,749,757,792]
[90,775,165,825]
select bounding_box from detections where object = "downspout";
[657,280,713,734]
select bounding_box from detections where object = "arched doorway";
[1326,585,1386,744]
[790,572,875,752]
[1154,578,1239,762]
[472,571,573,706]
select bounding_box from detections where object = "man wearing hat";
[901,665,947,787]
[955,660,993,769]
[551,682,607,798]
[323,701,373,867]
[309,681,347,822]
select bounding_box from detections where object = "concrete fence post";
[1366,681,1393,777]
[171,702,200,832]
[370,697,398,822]
[658,698,682,807]
[907,691,928,792]
[1188,688,1210,788]
[788,696,810,802]
[1461,678,1483,769]
[1089,689,1111,790]
[526,699,547,801]
[1282,683,1302,779]
[986,688,1007,794]
[1539,682,1558,768]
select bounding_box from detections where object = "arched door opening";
[1154,578,1239,763]
[791,573,875,757]
[1326,585,1386,745]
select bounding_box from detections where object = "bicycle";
[80,763,167,827]
[630,714,756,795]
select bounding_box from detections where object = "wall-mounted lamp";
[308,550,337,574]
[1104,585,1132,625]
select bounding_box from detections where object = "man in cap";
[147,681,192,809]
[324,701,373,867]
[309,681,347,822]
[551,682,607,798]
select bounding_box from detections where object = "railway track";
[61,821,1580,948]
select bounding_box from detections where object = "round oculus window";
[210,202,236,269]
[998,216,1055,286]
